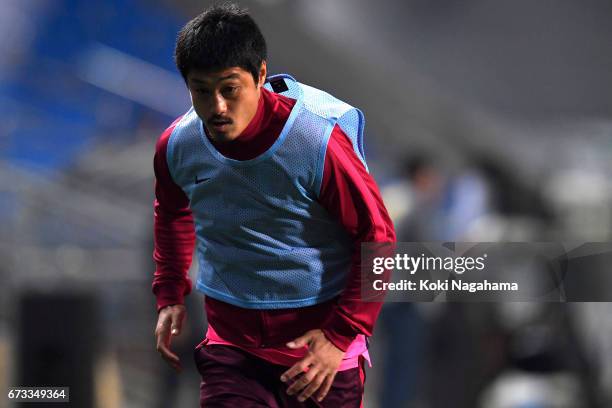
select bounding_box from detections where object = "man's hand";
[280,329,345,403]
[155,304,186,372]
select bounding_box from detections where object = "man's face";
[187,63,266,143]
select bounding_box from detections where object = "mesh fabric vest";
[166,74,367,309]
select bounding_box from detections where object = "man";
[152,4,395,407]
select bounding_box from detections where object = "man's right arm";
[152,118,196,311]
[153,119,196,372]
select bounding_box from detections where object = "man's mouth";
[210,119,232,132]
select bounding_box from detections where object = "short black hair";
[403,154,435,180]
[174,3,267,85]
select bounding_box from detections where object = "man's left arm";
[317,125,396,351]
[282,124,396,402]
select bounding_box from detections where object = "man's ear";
[258,61,267,88]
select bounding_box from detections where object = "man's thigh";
[274,366,364,408]
[194,344,281,408]
[194,344,364,408]
[317,365,365,408]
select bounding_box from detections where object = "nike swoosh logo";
[195,175,211,184]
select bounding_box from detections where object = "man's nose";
[212,93,227,114]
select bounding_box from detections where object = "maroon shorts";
[194,343,365,408]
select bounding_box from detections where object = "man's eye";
[195,88,211,95]
[222,86,239,96]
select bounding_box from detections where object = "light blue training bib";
[166,74,367,309]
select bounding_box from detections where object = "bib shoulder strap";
[264,74,368,171]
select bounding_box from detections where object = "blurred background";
[1,0,612,407]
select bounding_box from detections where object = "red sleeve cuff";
[322,311,360,352]
[154,281,190,313]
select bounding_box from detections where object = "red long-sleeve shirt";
[153,86,395,354]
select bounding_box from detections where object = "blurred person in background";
[377,154,439,407]
[395,152,491,241]
[380,152,502,408]
[387,153,599,408]
[151,4,394,407]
